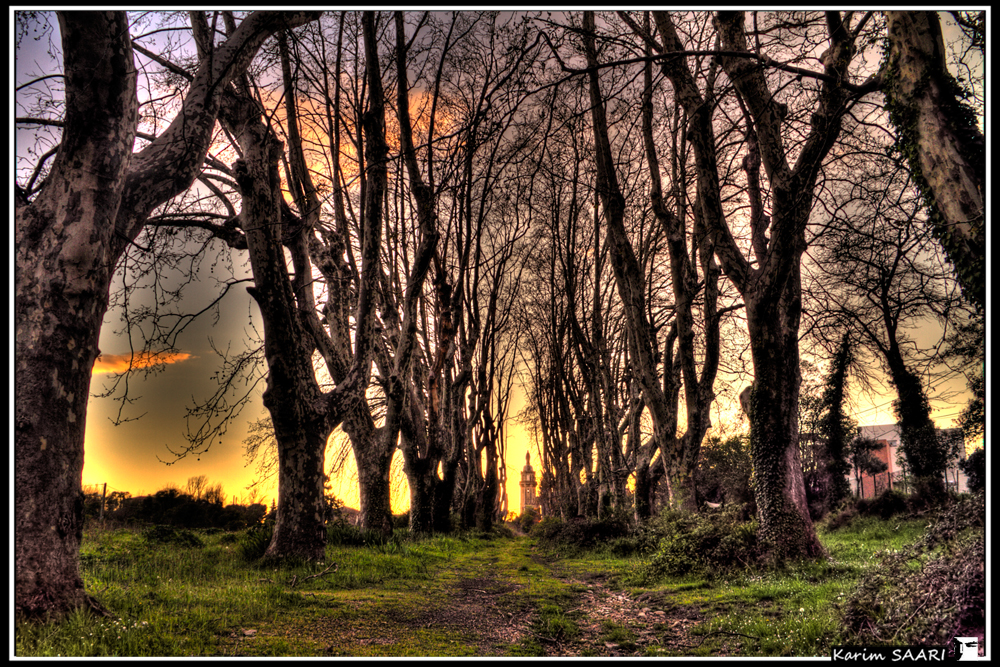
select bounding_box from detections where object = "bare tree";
[637,10,880,559]
[15,10,319,618]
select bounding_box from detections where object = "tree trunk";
[403,447,436,534]
[264,415,328,559]
[883,345,946,498]
[884,11,985,311]
[633,461,655,520]
[745,283,823,559]
[355,444,394,537]
[15,10,321,615]
[475,441,499,531]
[223,67,331,561]
[15,12,137,618]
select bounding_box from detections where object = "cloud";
[92,351,193,375]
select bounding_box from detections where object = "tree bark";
[884,11,985,310]
[230,106,329,561]
[350,413,395,537]
[15,12,137,618]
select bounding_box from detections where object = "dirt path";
[225,537,727,657]
[527,556,724,657]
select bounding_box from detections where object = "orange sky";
[82,325,977,516]
[73,12,981,516]
[93,351,194,375]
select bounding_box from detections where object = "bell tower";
[520,452,539,513]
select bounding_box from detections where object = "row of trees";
[82,482,269,531]
[15,10,984,618]
[519,10,982,557]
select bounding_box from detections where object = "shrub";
[516,506,540,534]
[142,524,204,548]
[326,522,370,547]
[695,435,753,506]
[237,523,274,562]
[532,511,632,550]
[824,503,858,531]
[839,491,985,646]
[959,448,984,493]
[640,507,760,579]
[857,488,910,520]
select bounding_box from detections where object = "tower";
[520,452,539,514]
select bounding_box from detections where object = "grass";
[15,523,577,657]
[618,515,932,657]
[16,512,948,657]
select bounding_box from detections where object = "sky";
[14,10,985,516]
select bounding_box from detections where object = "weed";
[632,508,760,581]
[839,491,985,647]
[142,525,204,548]
[237,523,273,562]
[534,603,579,641]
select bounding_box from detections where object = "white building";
[849,424,968,498]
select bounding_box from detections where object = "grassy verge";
[14,524,577,657]
[612,515,931,657]
[17,508,970,658]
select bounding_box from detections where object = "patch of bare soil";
[405,575,535,655]
[532,567,741,658]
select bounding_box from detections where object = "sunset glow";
[92,351,194,375]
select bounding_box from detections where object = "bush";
[639,507,760,579]
[237,523,273,562]
[326,522,370,546]
[516,506,540,534]
[839,491,985,646]
[960,448,984,493]
[856,488,910,520]
[695,435,753,506]
[142,524,204,548]
[827,487,915,529]
[824,503,858,531]
[532,511,632,550]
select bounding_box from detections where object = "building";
[850,424,968,498]
[520,452,540,514]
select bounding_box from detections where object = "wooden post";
[100,482,107,522]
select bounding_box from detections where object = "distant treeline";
[83,487,266,531]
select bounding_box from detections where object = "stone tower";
[520,452,539,513]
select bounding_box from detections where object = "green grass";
[16,525,517,657]
[16,523,586,657]
[621,515,931,657]
[15,513,943,658]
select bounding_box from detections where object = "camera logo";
[950,637,980,661]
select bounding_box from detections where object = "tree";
[846,435,888,499]
[816,333,855,509]
[583,11,726,516]
[15,10,319,618]
[637,10,879,560]
[185,475,209,500]
[960,448,984,493]
[883,11,985,310]
[805,115,966,503]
